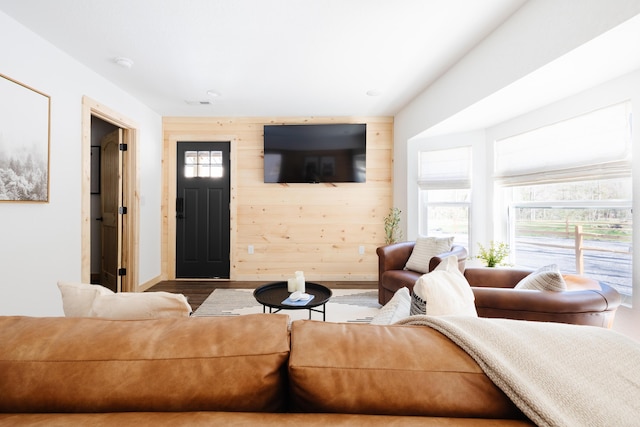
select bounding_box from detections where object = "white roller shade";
[494,102,631,186]
[418,146,471,189]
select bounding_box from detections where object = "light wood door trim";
[81,96,139,292]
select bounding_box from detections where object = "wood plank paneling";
[162,116,393,281]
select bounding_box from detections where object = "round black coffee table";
[253,282,332,321]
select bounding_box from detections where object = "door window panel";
[184,150,224,178]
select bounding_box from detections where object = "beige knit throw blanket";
[395,315,640,427]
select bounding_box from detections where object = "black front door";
[176,142,230,278]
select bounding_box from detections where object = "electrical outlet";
[248,245,254,254]
[358,245,365,255]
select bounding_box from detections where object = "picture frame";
[91,146,100,194]
[0,74,51,202]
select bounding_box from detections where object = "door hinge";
[118,268,127,276]
[119,206,127,215]
[119,143,128,151]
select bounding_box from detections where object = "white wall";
[0,11,162,316]
[394,0,640,239]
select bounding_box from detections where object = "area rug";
[193,288,381,323]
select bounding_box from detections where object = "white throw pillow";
[410,255,478,317]
[515,264,567,291]
[370,287,411,325]
[89,291,192,319]
[404,236,454,274]
[57,281,114,317]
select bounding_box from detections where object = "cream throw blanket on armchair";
[395,315,640,427]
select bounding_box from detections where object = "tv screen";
[264,123,366,183]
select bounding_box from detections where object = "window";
[418,146,471,246]
[184,150,223,178]
[496,102,632,304]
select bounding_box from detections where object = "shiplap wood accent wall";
[162,116,393,281]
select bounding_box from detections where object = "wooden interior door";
[100,129,123,292]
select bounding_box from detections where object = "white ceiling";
[0,0,527,117]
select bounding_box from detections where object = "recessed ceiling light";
[206,90,220,98]
[114,57,134,69]
[366,89,382,96]
[185,100,213,105]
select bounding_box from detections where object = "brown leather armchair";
[465,267,621,328]
[376,243,621,328]
[376,241,468,305]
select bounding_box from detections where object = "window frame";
[494,102,633,305]
[417,146,472,245]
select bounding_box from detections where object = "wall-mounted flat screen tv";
[264,123,366,183]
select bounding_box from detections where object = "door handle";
[176,197,184,220]
[96,217,103,221]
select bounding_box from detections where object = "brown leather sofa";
[377,241,621,328]
[377,241,468,304]
[465,267,621,328]
[0,314,534,426]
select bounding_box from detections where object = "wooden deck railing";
[516,225,631,274]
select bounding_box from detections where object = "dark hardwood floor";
[146,280,377,311]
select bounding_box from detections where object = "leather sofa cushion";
[0,314,290,413]
[288,320,524,419]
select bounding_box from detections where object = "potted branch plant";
[384,207,402,244]
[476,241,510,267]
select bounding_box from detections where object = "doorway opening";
[90,118,119,291]
[81,96,139,292]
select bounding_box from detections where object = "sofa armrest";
[459,268,621,328]
[464,267,533,288]
[472,287,611,313]
[429,245,468,273]
[376,241,415,275]
[376,242,416,305]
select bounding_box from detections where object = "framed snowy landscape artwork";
[0,74,50,202]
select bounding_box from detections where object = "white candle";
[296,275,305,293]
[287,278,297,292]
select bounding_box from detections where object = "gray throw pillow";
[404,236,454,274]
[515,264,567,291]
